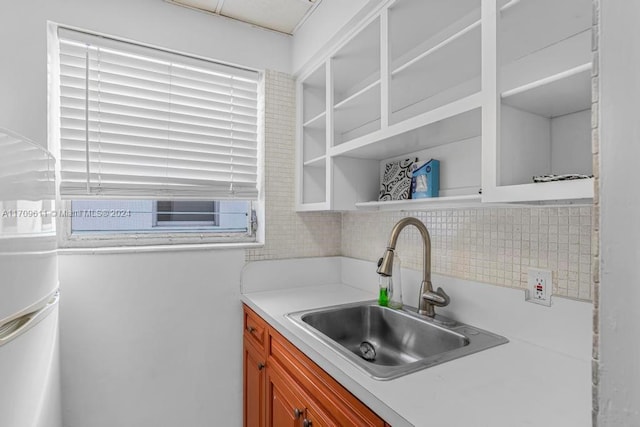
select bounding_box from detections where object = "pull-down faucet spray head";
[377,249,395,277]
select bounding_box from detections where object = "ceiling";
[168,0,321,35]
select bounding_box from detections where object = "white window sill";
[58,241,264,255]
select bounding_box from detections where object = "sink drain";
[359,341,376,361]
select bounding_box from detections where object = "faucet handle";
[422,287,450,307]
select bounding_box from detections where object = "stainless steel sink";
[287,301,508,380]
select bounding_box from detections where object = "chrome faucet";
[376,217,450,317]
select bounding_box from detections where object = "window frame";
[49,23,265,249]
[58,199,260,248]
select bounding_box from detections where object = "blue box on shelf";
[411,159,440,199]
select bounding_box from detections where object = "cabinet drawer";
[243,305,268,352]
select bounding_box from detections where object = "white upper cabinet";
[482,0,594,203]
[296,0,594,211]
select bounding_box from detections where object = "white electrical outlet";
[526,267,553,306]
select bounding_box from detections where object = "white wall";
[0,2,289,427]
[58,249,246,427]
[0,0,291,146]
[598,1,640,425]
[292,0,381,74]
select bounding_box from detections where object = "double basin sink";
[287,301,508,380]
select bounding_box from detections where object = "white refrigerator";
[0,128,61,427]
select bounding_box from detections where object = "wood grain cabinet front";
[242,304,387,427]
[243,337,266,427]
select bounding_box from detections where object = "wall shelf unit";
[484,0,594,202]
[296,0,594,211]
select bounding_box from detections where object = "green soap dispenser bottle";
[378,276,389,307]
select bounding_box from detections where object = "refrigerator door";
[0,291,61,427]
[0,128,61,427]
[0,236,58,320]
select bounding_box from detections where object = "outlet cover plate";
[526,267,553,306]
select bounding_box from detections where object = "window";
[155,201,219,226]
[54,27,262,245]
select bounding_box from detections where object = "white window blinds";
[57,28,260,200]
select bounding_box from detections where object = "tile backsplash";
[342,207,593,301]
[246,71,341,262]
[248,71,593,302]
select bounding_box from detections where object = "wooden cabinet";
[244,338,266,427]
[242,305,386,427]
[296,0,594,211]
[266,362,335,427]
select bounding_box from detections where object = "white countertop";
[241,281,591,427]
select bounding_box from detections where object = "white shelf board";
[486,177,594,203]
[330,92,482,160]
[501,63,592,118]
[296,201,329,212]
[303,111,327,129]
[303,155,326,168]
[333,80,381,135]
[355,194,482,211]
[392,19,480,77]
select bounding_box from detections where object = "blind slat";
[58,29,260,200]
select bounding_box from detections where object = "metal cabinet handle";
[257,362,265,370]
[246,326,256,333]
[303,418,312,427]
[293,408,303,419]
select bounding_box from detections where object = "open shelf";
[302,165,327,205]
[302,120,326,163]
[389,20,481,125]
[333,17,380,106]
[333,80,381,144]
[302,64,326,124]
[499,104,592,187]
[502,63,591,118]
[499,0,592,66]
[303,111,326,129]
[389,0,480,66]
[392,19,480,77]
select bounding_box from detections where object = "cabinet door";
[244,339,266,427]
[266,366,306,427]
[304,406,336,427]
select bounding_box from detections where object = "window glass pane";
[156,201,219,225]
[70,200,250,234]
